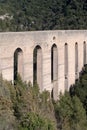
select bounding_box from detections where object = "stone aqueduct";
[0,30,87,99]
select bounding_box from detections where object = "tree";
[0,0,87,31]
[54,92,87,130]
[70,65,87,115]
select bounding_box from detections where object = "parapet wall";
[0,30,87,100]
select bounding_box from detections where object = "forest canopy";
[0,0,87,31]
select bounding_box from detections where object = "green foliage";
[19,112,55,130]
[0,0,87,31]
[1,66,87,130]
[0,75,56,130]
[3,76,57,129]
[70,65,87,115]
[0,75,17,130]
[54,92,87,130]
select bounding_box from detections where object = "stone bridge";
[0,30,87,100]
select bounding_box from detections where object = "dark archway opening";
[14,48,23,82]
[51,44,58,81]
[75,42,78,79]
[64,43,68,90]
[33,45,42,91]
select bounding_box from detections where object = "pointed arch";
[33,45,42,91]
[14,48,23,81]
[51,44,58,81]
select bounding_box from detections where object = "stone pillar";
[18,51,24,80]
[53,80,58,100]
[52,46,58,100]
[37,48,42,92]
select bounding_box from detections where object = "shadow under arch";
[33,45,42,91]
[83,41,86,65]
[14,48,23,82]
[51,43,58,100]
[75,42,78,79]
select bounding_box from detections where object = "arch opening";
[14,48,23,82]
[51,44,58,81]
[33,45,42,91]
[51,44,58,99]
[64,43,68,90]
[75,42,78,79]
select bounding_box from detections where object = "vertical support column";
[0,59,2,74]
[53,46,58,81]
[64,43,68,90]
[37,48,42,92]
[18,51,24,80]
[68,43,76,89]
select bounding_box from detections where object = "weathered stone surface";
[0,30,87,99]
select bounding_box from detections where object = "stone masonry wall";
[0,30,87,100]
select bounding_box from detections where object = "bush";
[54,92,87,130]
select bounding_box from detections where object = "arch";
[33,45,42,91]
[14,48,23,81]
[75,42,78,79]
[64,43,68,90]
[51,44,58,99]
[51,44,58,81]
[83,41,86,65]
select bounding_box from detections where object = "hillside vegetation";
[1,66,87,130]
[1,0,87,130]
[0,0,87,31]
